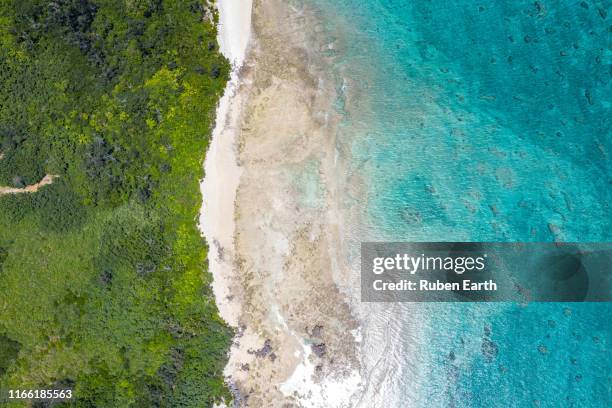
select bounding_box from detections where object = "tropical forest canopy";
[0,0,232,406]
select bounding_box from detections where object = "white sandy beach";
[216,0,253,68]
[200,0,364,406]
[200,0,252,327]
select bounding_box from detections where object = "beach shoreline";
[201,0,364,406]
[199,0,252,329]
[216,0,253,68]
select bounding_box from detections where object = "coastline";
[201,0,612,406]
[216,0,253,68]
[201,0,363,406]
[200,0,252,328]
[199,0,251,327]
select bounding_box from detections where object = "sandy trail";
[0,174,58,196]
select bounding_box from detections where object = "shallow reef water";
[304,0,611,406]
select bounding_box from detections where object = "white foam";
[280,341,363,408]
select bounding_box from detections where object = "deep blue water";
[306,0,611,406]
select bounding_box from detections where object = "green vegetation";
[0,0,232,406]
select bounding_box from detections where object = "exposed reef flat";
[205,0,362,406]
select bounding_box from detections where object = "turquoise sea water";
[304,0,611,406]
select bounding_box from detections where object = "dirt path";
[0,174,59,196]
[0,150,58,195]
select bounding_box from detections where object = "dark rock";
[401,208,422,225]
[312,343,326,358]
[482,338,498,362]
[227,382,247,408]
[584,89,593,105]
[213,238,225,261]
[489,204,500,215]
[235,325,246,338]
[248,339,272,358]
